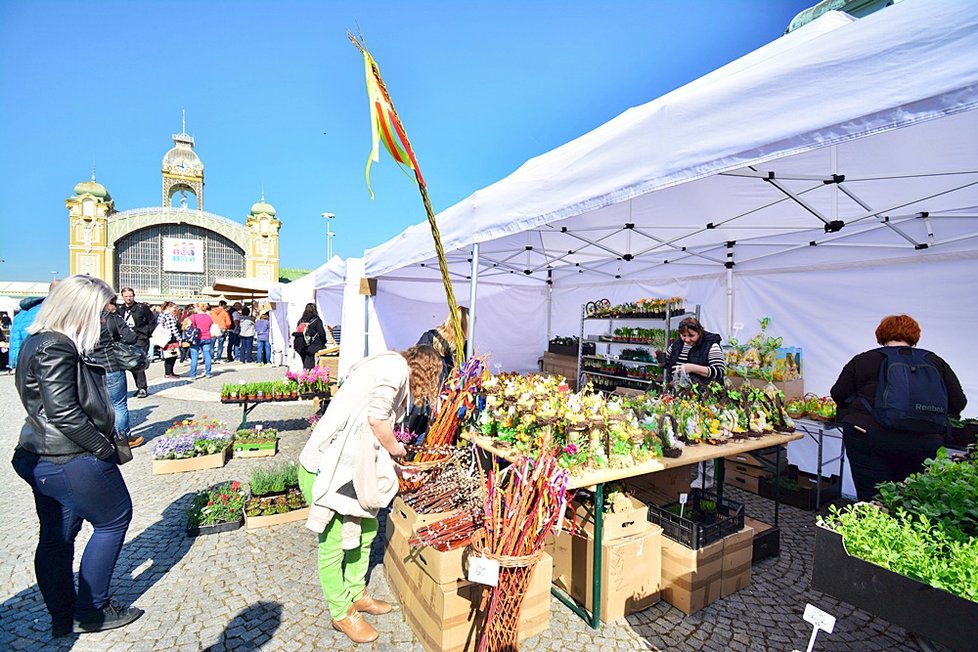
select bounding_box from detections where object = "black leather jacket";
[15,331,116,460]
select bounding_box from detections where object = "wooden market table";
[462,430,804,628]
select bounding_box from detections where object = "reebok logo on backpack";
[871,347,948,433]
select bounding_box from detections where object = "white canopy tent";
[342,0,978,495]
[356,0,978,398]
[268,256,346,368]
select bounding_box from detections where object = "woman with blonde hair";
[298,344,442,644]
[11,275,143,637]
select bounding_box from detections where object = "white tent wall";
[368,277,550,374]
[337,259,389,377]
[269,256,347,370]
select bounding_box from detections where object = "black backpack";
[864,347,949,433]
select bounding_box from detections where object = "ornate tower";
[161,112,204,210]
[245,193,281,281]
[66,170,115,281]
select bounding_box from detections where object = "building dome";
[250,195,276,217]
[74,172,110,199]
[162,145,204,175]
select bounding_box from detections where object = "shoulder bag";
[110,341,149,372]
[76,358,133,464]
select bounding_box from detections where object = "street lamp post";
[322,212,336,260]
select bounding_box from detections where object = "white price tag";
[255,424,263,432]
[803,603,835,633]
[678,493,688,504]
[467,554,500,587]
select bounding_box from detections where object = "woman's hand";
[387,441,407,458]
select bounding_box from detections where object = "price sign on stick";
[802,603,836,652]
[679,492,688,519]
[468,554,500,587]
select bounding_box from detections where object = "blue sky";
[0,0,812,281]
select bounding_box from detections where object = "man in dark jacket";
[117,288,154,398]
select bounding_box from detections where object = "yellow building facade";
[66,123,282,300]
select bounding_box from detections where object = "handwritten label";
[803,603,836,633]
[468,555,500,587]
[678,493,688,504]
[255,425,263,432]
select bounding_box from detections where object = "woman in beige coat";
[298,345,441,644]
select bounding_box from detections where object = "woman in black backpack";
[831,314,967,500]
[295,303,328,370]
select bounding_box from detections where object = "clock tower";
[66,170,115,282]
[161,111,204,210]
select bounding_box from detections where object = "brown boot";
[332,605,378,644]
[353,592,393,615]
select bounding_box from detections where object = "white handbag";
[150,322,171,348]
[210,323,222,338]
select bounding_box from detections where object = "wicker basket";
[470,528,544,652]
[398,445,451,493]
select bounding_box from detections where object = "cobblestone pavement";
[0,359,921,651]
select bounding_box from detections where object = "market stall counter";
[462,430,803,628]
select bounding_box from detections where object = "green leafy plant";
[820,503,977,603]
[875,448,978,542]
[249,461,300,497]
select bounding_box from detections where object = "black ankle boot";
[74,600,144,633]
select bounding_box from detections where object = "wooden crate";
[244,506,309,530]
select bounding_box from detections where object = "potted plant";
[186,480,247,536]
[233,426,279,458]
[244,461,309,529]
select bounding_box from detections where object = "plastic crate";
[647,489,745,550]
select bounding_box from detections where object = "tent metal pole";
[466,243,479,359]
[546,269,553,340]
[363,296,370,358]
[726,242,735,338]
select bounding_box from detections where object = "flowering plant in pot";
[186,480,246,535]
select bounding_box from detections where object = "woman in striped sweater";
[665,316,725,387]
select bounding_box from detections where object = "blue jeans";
[238,336,254,363]
[104,370,130,438]
[213,332,226,360]
[256,340,271,364]
[11,448,133,625]
[189,341,212,378]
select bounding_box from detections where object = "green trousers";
[298,466,379,620]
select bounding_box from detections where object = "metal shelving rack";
[576,303,701,393]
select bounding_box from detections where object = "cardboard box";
[572,494,648,542]
[386,516,474,587]
[622,467,692,506]
[552,523,662,623]
[244,506,309,530]
[660,535,724,615]
[389,495,460,533]
[723,465,761,494]
[385,539,552,652]
[720,526,754,597]
[759,466,841,511]
[725,446,788,474]
[728,376,804,400]
[542,352,578,390]
[151,445,230,475]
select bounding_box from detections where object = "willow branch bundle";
[476,450,570,652]
[416,357,486,460]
